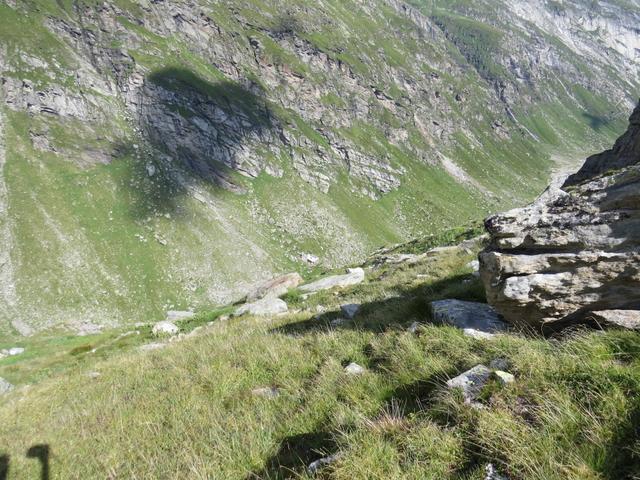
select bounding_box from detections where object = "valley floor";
[0,237,638,479]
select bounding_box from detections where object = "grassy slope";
[0,240,639,479]
[0,0,634,334]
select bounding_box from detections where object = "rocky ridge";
[480,101,640,331]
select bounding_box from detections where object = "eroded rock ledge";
[479,101,640,331]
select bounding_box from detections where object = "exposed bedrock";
[480,101,640,331]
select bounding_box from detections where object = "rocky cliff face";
[0,0,638,334]
[480,102,640,331]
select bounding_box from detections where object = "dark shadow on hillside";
[26,444,50,480]
[246,431,336,479]
[0,455,8,480]
[582,112,610,132]
[272,273,485,336]
[115,67,278,220]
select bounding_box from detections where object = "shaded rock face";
[480,102,640,331]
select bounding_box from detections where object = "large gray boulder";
[299,268,365,293]
[234,297,288,317]
[245,272,303,302]
[480,102,640,331]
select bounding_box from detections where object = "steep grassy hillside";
[0,0,638,334]
[0,237,638,479]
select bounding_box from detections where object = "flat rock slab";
[430,299,508,334]
[246,272,303,302]
[446,364,491,403]
[590,310,640,330]
[299,268,365,293]
[234,297,288,317]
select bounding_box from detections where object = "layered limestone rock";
[480,102,640,330]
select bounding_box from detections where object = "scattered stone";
[251,386,280,398]
[233,297,288,317]
[462,328,496,340]
[485,463,509,480]
[589,310,640,330]
[139,342,167,351]
[340,303,360,319]
[426,245,460,256]
[245,272,303,302]
[87,371,101,379]
[489,358,510,371]
[344,362,366,375]
[315,305,326,313]
[308,453,341,473]
[446,365,491,403]
[466,259,480,277]
[299,268,365,294]
[494,371,515,385]
[2,347,25,356]
[0,377,14,395]
[430,299,508,335]
[407,321,421,333]
[152,321,179,336]
[166,310,194,322]
[300,252,320,265]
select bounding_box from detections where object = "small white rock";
[463,328,495,340]
[308,453,341,473]
[344,362,366,375]
[152,321,179,336]
[251,387,280,398]
[7,347,25,356]
[494,370,515,385]
[87,371,101,379]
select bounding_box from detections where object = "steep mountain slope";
[0,0,638,334]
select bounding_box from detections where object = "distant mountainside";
[0,0,638,335]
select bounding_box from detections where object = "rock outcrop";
[480,102,640,331]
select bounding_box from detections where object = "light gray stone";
[233,297,288,317]
[463,328,495,340]
[308,453,341,473]
[485,463,509,480]
[407,321,421,333]
[430,299,508,334]
[152,321,179,336]
[340,303,360,319]
[446,364,491,403]
[0,377,14,395]
[344,362,366,375]
[494,371,515,385]
[589,310,640,330]
[489,358,510,371]
[299,268,365,294]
